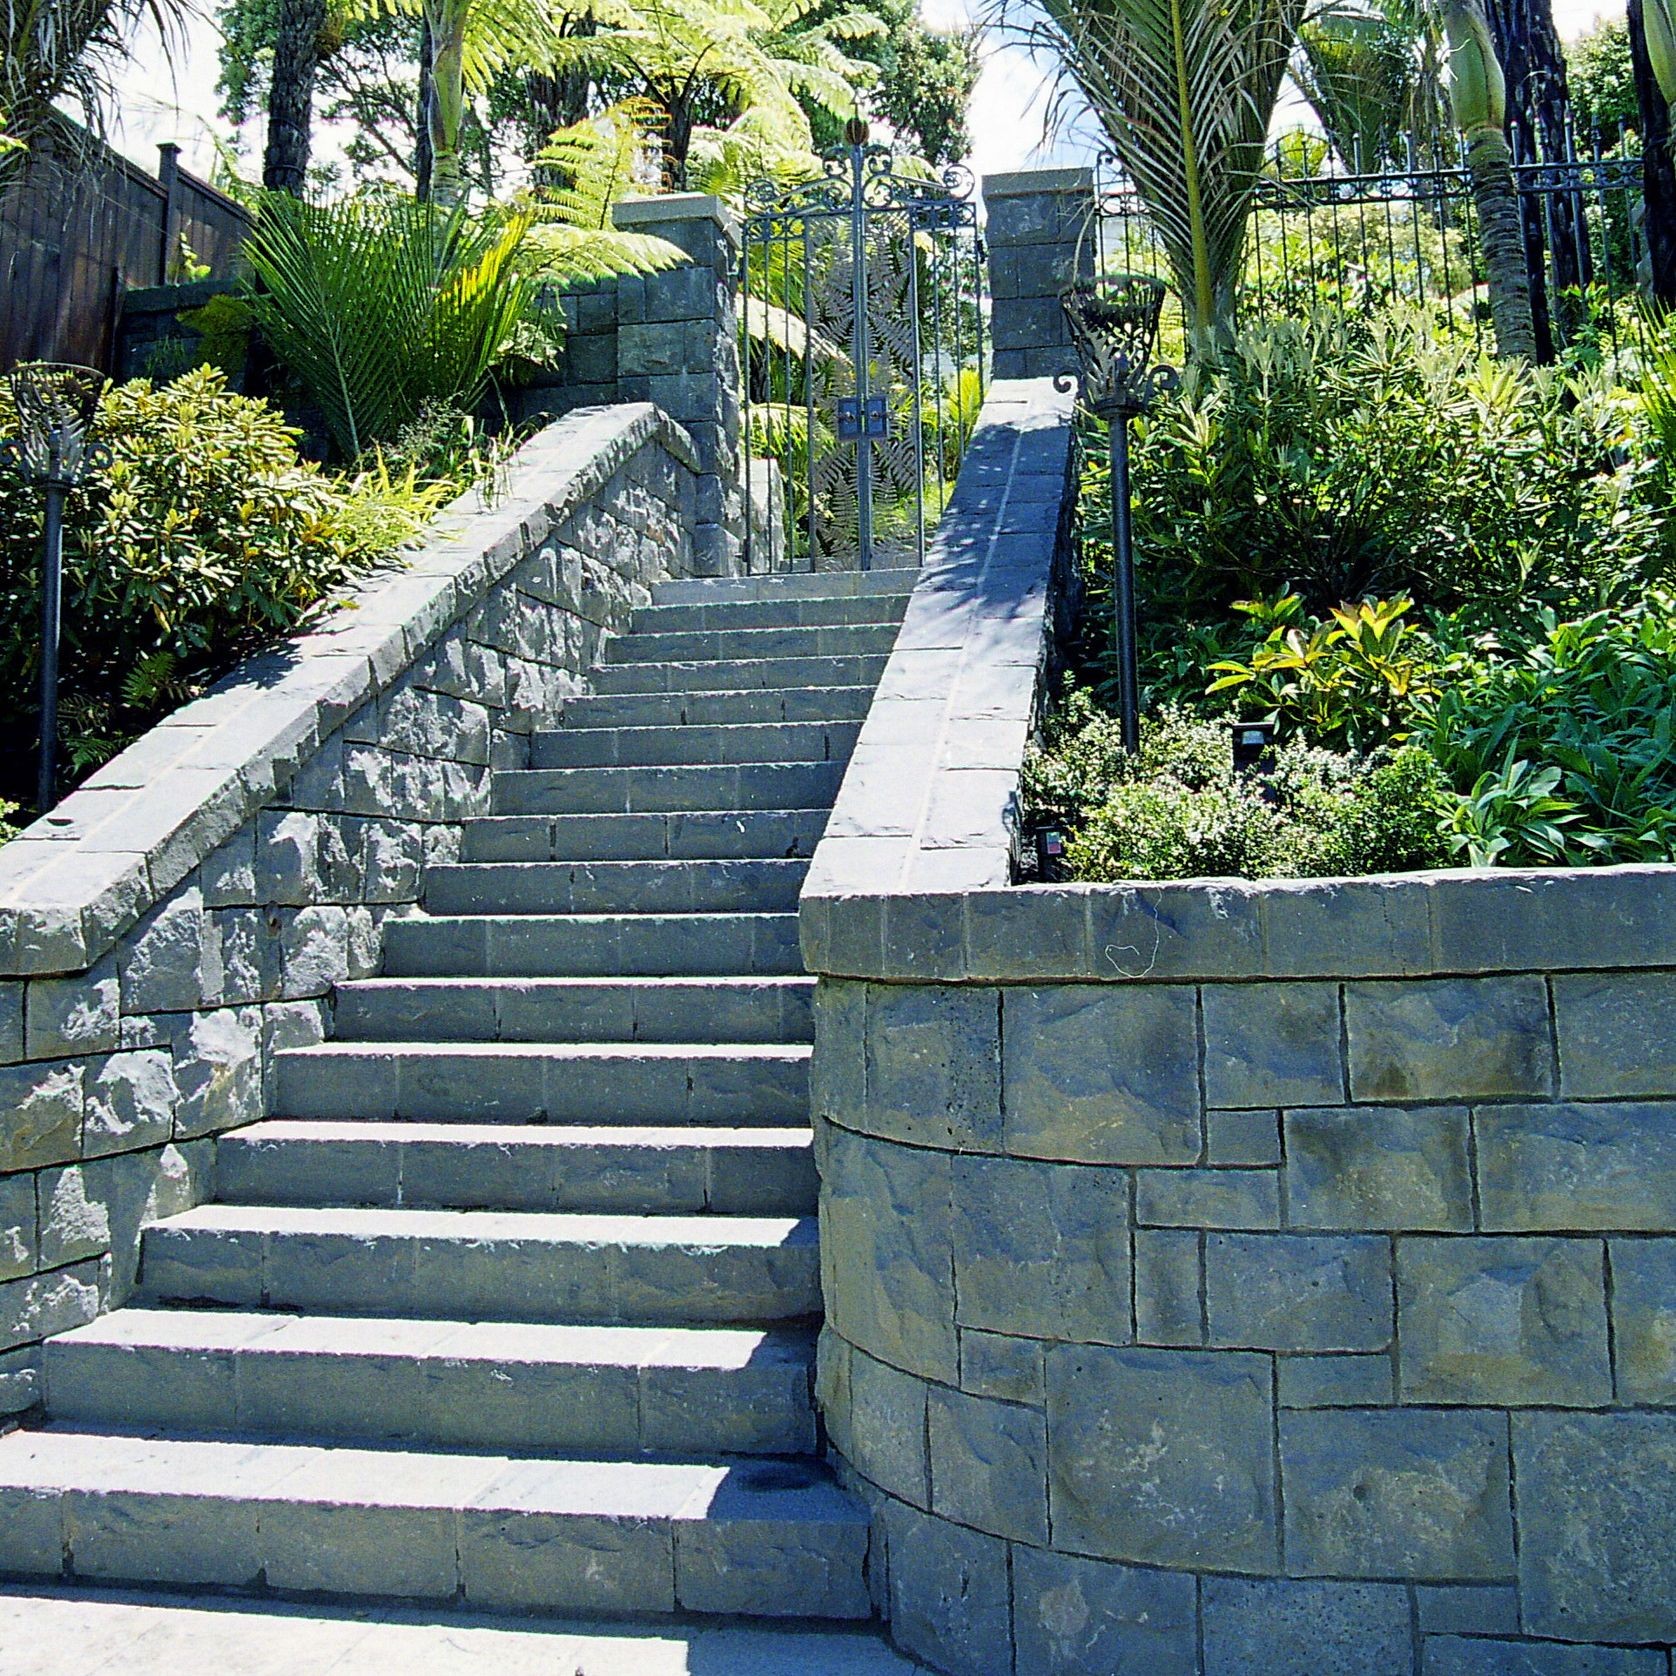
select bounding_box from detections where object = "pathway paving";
[0,567,916,1643]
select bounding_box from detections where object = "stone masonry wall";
[0,403,703,1418]
[983,169,1092,382]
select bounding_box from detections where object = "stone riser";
[652,569,916,605]
[590,656,889,696]
[138,1207,822,1325]
[492,761,845,817]
[381,912,804,979]
[559,688,876,730]
[603,625,899,667]
[0,1431,872,1619]
[460,810,830,864]
[42,1312,818,1457]
[272,1043,811,1127]
[216,1123,819,1217]
[530,721,860,770]
[332,976,814,1047]
[632,595,910,632]
[423,860,808,917]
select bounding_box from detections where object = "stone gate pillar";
[982,168,1095,381]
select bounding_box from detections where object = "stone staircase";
[0,566,914,1627]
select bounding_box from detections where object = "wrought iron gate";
[740,131,986,573]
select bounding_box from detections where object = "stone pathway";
[0,568,915,1635]
[0,1585,926,1673]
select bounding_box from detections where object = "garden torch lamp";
[1,362,109,813]
[1061,277,1178,752]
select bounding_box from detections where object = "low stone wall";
[0,403,704,1415]
[802,390,1676,1674]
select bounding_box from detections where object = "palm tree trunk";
[425,0,469,208]
[1630,0,1676,305]
[416,15,435,199]
[1466,124,1539,359]
[263,0,325,193]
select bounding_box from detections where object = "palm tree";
[1021,0,1308,351]
[263,0,327,191]
[1442,0,1536,359]
[1293,5,1417,169]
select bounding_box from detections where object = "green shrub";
[0,368,421,803]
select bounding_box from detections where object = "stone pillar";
[613,194,744,578]
[982,167,1095,380]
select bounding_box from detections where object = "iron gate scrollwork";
[740,133,986,573]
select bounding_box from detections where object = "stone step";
[216,1121,818,1215]
[633,593,910,632]
[0,1587,922,1672]
[333,975,814,1046]
[0,1429,871,1617]
[138,1205,822,1325]
[531,720,861,769]
[591,655,889,696]
[43,1310,818,1457]
[424,859,807,917]
[560,687,877,730]
[272,1041,811,1125]
[383,911,803,978]
[653,567,916,604]
[604,624,899,667]
[493,760,844,817]
[461,809,830,864]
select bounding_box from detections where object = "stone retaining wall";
[802,375,1676,1673]
[0,403,704,1415]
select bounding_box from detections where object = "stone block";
[1281,1406,1514,1579]
[1612,1238,1676,1403]
[1285,1105,1472,1231]
[820,1128,956,1382]
[120,893,219,1014]
[1202,981,1343,1108]
[1136,1167,1280,1229]
[0,1344,39,1415]
[1013,1546,1197,1676]
[200,831,256,907]
[1396,1236,1610,1406]
[1086,879,1265,982]
[951,1154,1130,1344]
[0,1060,83,1173]
[1277,1351,1395,1407]
[1205,1232,1391,1352]
[1261,876,1431,979]
[846,1346,931,1508]
[1202,1576,1413,1676]
[1047,1343,1277,1571]
[1514,1410,1676,1644]
[212,908,282,1006]
[256,809,323,904]
[171,1007,262,1139]
[863,984,1000,1150]
[1346,976,1553,1100]
[959,1329,1043,1404]
[0,1173,35,1281]
[927,1383,1047,1544]
[0,1256,106,1352]
[1422,1638,1665,1676]
[1414,1583,1521,1634]
[82,1049,177,1157]
[1134,1227,1203,1345]
[26,956,119,1056]
[1475,1102,1676,1232]
[0,983,19,1064]
[1206,1108,1281,1166]
[38,1144,203,1287]
[809,980,865,1128]
[280,906,351,997]
[881,1497,1012,1676]
[1553,969,1676,1098]
[1003,984,1200,1165]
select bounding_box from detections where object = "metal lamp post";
[1061,278,1178,752]
[1,362,109,812]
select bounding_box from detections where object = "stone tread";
[272,1040,811,1125]
[330,975,815,1044]
[139,1204,822,1324]
[653,568,917,604]
[461,809,830,864]
[492,760,845,816]
[423,859,808,916]
[529,721,860,769]
[557,688,879,730]
[215,1120,818,1215]
[0,1430,872,1618]
[43,1310,818,1456]
[603,624,899,666]
[381,911,804,978]
[632,593,911,630]
[589,655,889,696]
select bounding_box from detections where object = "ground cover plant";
[1024,308,1676,878]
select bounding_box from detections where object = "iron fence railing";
[1093,126,1649,358]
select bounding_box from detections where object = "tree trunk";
[1483,0,1587,354]
[263,0,326,194]
[1466,124,1540,360]
[416,16,435,200]
[1630,0,1676,305]
[426,0,468,209]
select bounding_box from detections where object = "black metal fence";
[1094,126,1649,358]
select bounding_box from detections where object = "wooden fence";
[0,125,252,374]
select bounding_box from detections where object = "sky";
[109,0,1626,188]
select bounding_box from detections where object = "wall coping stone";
[0,402,699,978]
[614,192,740,247]
[981,168,1094,198]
